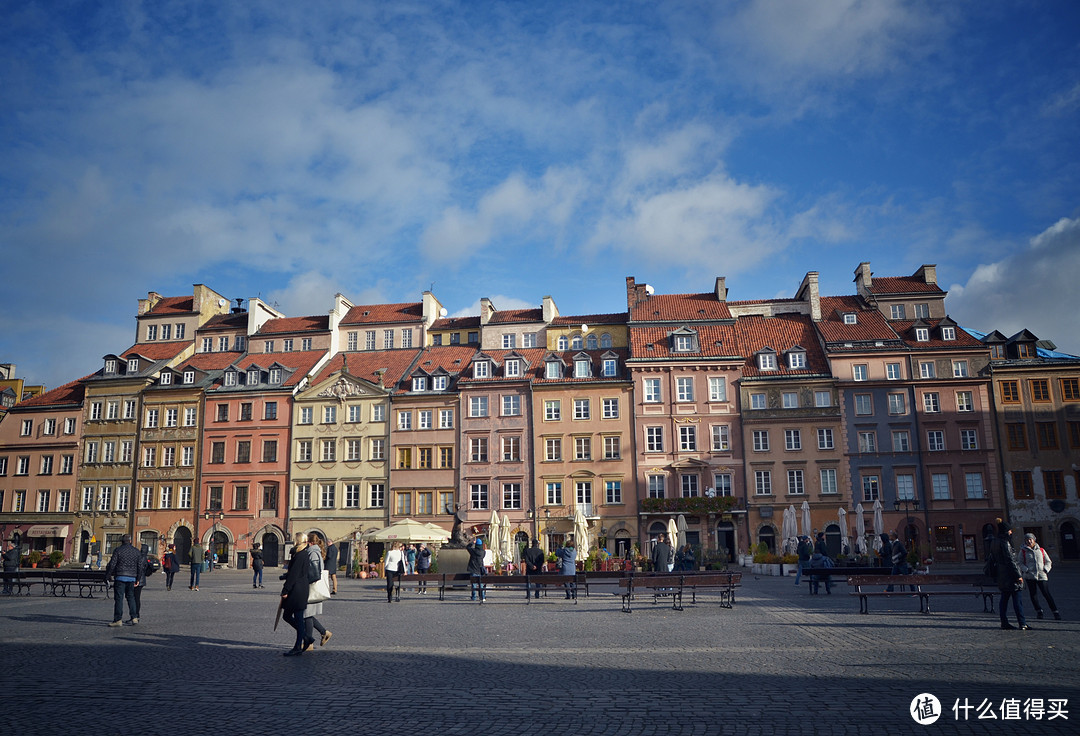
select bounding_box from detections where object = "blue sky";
[2,1,1078,389]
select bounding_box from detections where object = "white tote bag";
[308,570,331,604]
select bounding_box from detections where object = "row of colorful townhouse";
[2,264,1078,569]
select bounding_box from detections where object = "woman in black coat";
[280,537,312,656]
[989,520,1028,630]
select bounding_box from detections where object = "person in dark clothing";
[556,538,577,599]
[251,544,265,589]
[467,538,487,601]
[522,539,546,598]
[794,536,812,586]
[2,540,20,595]
[325,540,338,595]
[189,543,203,591]
[162,545,179,591]
[989,519,1028,630]
[105,535,146,627]
[650,534,673,573]
[416,543,432,594]
[133,547,151,620]
[280,534,313,656]
[886,531,909,592]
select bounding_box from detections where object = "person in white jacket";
[1018,533,1061,620]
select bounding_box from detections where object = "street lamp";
[893,495,921,546]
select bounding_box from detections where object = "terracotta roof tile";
[487,308,543,324]
[629,292,733,322]
[866,276,945,295]
[409,346,482,375]
[736,314,831,377]
[891,319,986,349]
[314,349,422,387]
[341,302,424,326]
[431,316,480,330]
[176,352,241,372]
[120,341,191,361]
[13,377,88,408]
[551,313,628,326]
[145,296,194,315]
[816,296,901,344]
[531,348,631,384]
[232,350,328,387]
[257,315,330,335]
[457,348,549,384]
[629,325,739,359]
[199,313,249,331]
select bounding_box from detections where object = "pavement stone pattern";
[2,564,1078,735]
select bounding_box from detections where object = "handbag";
[308,570,331,604]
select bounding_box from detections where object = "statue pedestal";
[436,547,470,575]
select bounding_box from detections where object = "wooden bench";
[474,574,577,604]
[400,573,446,599]
[620,575,685,613]
[803,566,891,593]
[681,572,742,608]
[49,570,111,598]
[576,570,628,597]
[6,570,51,596]
[848,574,996,614]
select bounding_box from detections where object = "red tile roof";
[14,377,88,408]
[145,296,194,315]
[891,319,986,349]
[199,313,248,331]
[257,315,330,335]
[120,341,191,361]
[532,348,631,384]
[487,308,544,324]
[431,316,480,330]
[629,292,733,322]
[314,349,422,387]
[341,302,424,325]
[457,348,548,384]
[233,350,327,387]
[866,276,945,295]
[629,325,739,359]
[551,313,628,326]
[816,296,901,344]
[736,314,831,377]
[410,346,482,375]
[177,352,241,372]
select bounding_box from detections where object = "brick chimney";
[625,277,651,310]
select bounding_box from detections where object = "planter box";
[782,564,799,576]
[765,564,782,576]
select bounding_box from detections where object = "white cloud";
[949,217,1080,354]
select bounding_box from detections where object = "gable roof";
[629,292,733,322]
[487,308,544,325]
[256,315,330,335]
[230,350,327,387]
[892,319,985,349]
[198,313,249,332]
[431,316,480,330]
[629,324,739,360]
[340,302,424,326]
[816,296,901,345]
[864,275,945,295]
[144,296,194,315]
[12,377,87,409]
[551,312,628,327]
[121,341,191,361]
[313,349,422,388]
[737,314,831,377]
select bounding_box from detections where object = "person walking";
[189,543,203,591]
[132,545,152,621]
[305,534,331,648]
[650,533,673,574]
[162,545,179,591]
[325,539,338,595]
[1019,532,1061,621]
[416,543,432,594]
[886,531,909,592]
[280,533,312,656]
[467,538,487,601]
[989,519,1028,630]
[794,536,812,586]
[2,540,20,595]
[105,535,145,627]
[556,537,577,600]
[405,543,417,575]
[384,542,406,603]
[251,544,265,589]
[522,539,545,599]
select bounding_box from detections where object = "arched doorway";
[210,531,229,567]
[79,529,91,565]
[716,522,736,562]
[174,527,193,564]
[1061,522,1079,560]
[614,531,632,560]
[758,524,776,553]
[825,523,841,558]
[261,533,280,567]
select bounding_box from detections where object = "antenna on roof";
[440,307,448,318]
[644,284,655,296]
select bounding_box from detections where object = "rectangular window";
[469,396,489,418]
[709,377,727,401]
[397,448,412,469]
[1000,381,1020,404]
[470,484,488,510]
[1012,471,1033,500]
[1030,379,1051,402]
[502,483,521,510]
[145,409,159,428]
[297,440,312,462]
[574,436,591,460]
[235,440,250,464]
[712,425,730,452]
[283,339,293,352]
[345,484,361,509]
[502,395,521,416]
[98,488,112,512]
[782,392,798,409]
[853,364,868,381]
[398,411,412,430]
[414,491,431,514]
[752,430,769,452]
[65,417,76,434]
[714,473,733,496]
[892,431,911,452]
[439,409,454,428]
[296,484,311,509]
[679,426,696,451]
[964,472,985,499]
[502,333,516,349]
[239,402,252,421]
[784,429,801,451]
[262,440,277,463]
[643,378,661,403]
[60,455,74,474]
[1006,423,1027,450]
[323,405,337,424]
[814,390,832,407]
[817,428,834,450]
[40,455,53,475]
[502,436,521,462]
[470,437,488,463]
[927,430,945,451]
[858,431,877,453]
[573,399,590,420]
[544,400,561,421]
[647,476,665,499]
[545,437,561,461]
[646,427,663,452]
[886,363,901,380]
[106,401,119,420]
[546,482,563,505]
[233,485,248,511]
[1061,377,1080,401]
[890,304,906,319]
[208,485,223,511]
[923,393,940,413]
[1044,471,1066,499]
[507,358,523,378]
[1037,422,1058,450]
[960,429,978,450]
[365,331,376,350]
[545,362,560,380]
[370,439,385,461]
[887,393,906,415]
[181,446,194,466]
[369,484,385,508]
[320,484,336,509]
[440,447,454,468]
[820,468,837,495]
[680,475,699,498]
[894,474,916,501]
[372,404,385,422]
[676,377,694,402]
[16,455,30,475]
[862,475,880,501]
[754,471,772,496]
[263,401,278,420]
[474,361,489,379]
[321,439,337,462]
[603,435,621,459]
[347,331,358,351]
[956,391,974,412]
[854,395,872,415]
[346,439,362,461]
[931,473,950,500]
[383,330,394,350]
[605,480,622,504]
[787,469,804,495]
[36,490,50,513]
[1068,421,1080,449]
[750,393,766,410]
[919,362,936,379]
[85,442,99,464]
[602,398,619,419]
[952,361,968,378]
[161,447,175,467]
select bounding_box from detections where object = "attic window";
[915,328,929,342]
[941,326,956,341]
[505,359,521,378]
[545,361,561,380]
[269,368,282,385]
[412,376,427,392]
[843,313,857,325]
[433,375,448,391]
[183,370,196,384]
[160,372,172,385]
[758,352,777,370]
[474,361,489,379]
[127,358,139,372]
[224,371,237,387]
[788,351,806,369]
[247,368,260,385]
[574,358,591,378]
[105,359,117,374]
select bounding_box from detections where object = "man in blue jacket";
[105,535,146,626]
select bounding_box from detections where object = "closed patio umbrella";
[500,514,512,565]
[667,517,678,555]
[873,499,884,552]
[782,505,798,555]
[855,503,868,554]
[838,507,849,556]
[676,514,688,551]
[573,504,590,562]
[801,500,812,539]
[488,509,501,561]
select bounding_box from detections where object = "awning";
[25,525,70,537]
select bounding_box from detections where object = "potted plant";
[28,550,42,568]
[48,550,65,568]
[780,553,799,576]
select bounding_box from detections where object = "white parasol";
[801,500,812,539]
[872,499,884,552]
[855,503,868,554]
[676,514,688,551]
[838,507,849,556]
[500,514,512,565]
[573,504,590,562]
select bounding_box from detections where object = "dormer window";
[160,372,172,385]
[246,369,260,385]
[269,368,282,385]
[412,376,428,392]
[574,358,591,378]
[474,361,489,379]
[433,375,448,391]
[941,326,956,341]
[915,328,929,342]
[505,359,521,378]
[105,359,117,374]
[843,313,857,325]
[602,358,617,377]
[224,371,237,387]
[183,370,196,384]
[127,358,140,373]
[757,351,777,370]
[545,361,561,379]
[787,350,807,369]
[1017,343,1033,358]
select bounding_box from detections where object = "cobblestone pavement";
[2,564,1078,735]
